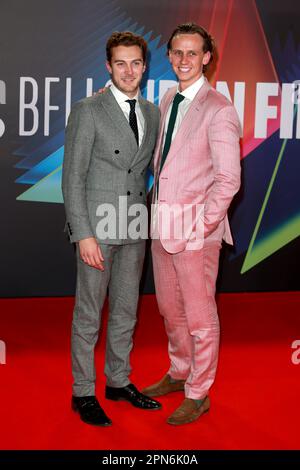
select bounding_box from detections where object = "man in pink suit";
[143,23,241,425]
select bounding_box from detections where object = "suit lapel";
[171,81,211,150]
[138,97,149,148]
[100,89,138,153]
[154,89,176,167]
[130,96,149,166]
[130,95,159,167]
[161,80,212,170]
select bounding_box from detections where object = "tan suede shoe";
[142,374,185,397]
[167,396,210,425]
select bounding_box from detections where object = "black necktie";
[160,93,185,172]
[126,99,139,145]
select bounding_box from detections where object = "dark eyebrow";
[172,48,199,53]
[114,58,143,63]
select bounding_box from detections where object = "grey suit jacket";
[62,90,160,244]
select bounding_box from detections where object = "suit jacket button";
[128,169,131,173]
[127,191,131,195]
[114,150,120,154]
[139,192,143,196]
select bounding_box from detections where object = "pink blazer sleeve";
[204,105,241,238]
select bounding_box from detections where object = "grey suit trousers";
[72,241,145,396]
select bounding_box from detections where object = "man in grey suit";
[62,31,161,426]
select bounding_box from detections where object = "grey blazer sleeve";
[62,101,95,243]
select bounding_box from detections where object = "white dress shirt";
[163,75,205,145]
[110,83,145,146]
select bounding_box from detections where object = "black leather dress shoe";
[72,395,112,426]
[105,383,162,410]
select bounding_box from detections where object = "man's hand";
[78,237,104,271]
[93,86,109,96]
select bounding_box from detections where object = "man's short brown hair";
[106,31,148,64]
[167,22,214,72]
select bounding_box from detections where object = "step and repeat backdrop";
[1,0,300,296]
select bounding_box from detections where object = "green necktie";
[160,93,185,172]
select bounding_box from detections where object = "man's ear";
[203,51,211,66]
[106,61,112,74]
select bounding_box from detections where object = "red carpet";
[0,292,299,450]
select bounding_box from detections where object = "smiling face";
[106,45,146,98]
[169,33,211,91]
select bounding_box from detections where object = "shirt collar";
[110,82,139,105]
[177,75,205,101]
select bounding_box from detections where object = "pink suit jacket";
[151,78,241,253]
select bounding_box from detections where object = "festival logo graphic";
[13,0,300,273]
